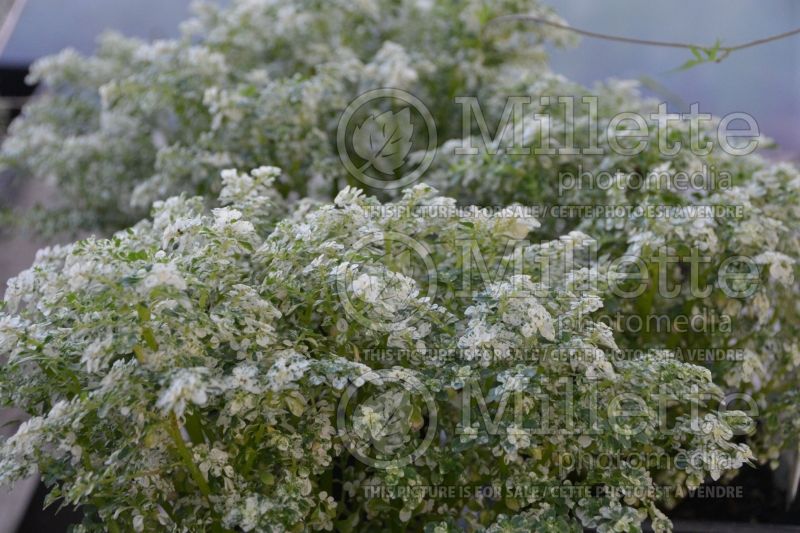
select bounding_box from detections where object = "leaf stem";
[167,411,211,497]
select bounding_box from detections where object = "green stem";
[167,411,211,498]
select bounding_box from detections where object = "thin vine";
[488,14,800,69]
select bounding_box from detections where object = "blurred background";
[0,1,798,531]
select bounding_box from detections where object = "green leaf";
[285,391,307,416]
[137,304,151,322]
[335,511,360,533]
[706,38,723,61]
[259,471,275,486]
[142,327,159,351]
[674,58,704,72]
[184,411,205,444]
[674,39,726,71]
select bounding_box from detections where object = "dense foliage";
[0,0,571,232]
[426,92,800,464]
[0,174,752,531]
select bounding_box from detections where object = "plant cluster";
[0,173,752,531]
[426,92,800,464]
[0,0,797,531]
[0,0,571,233]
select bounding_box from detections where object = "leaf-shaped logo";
[352,108,414,175]
[336,367,438,468]
[356,389,414,455]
